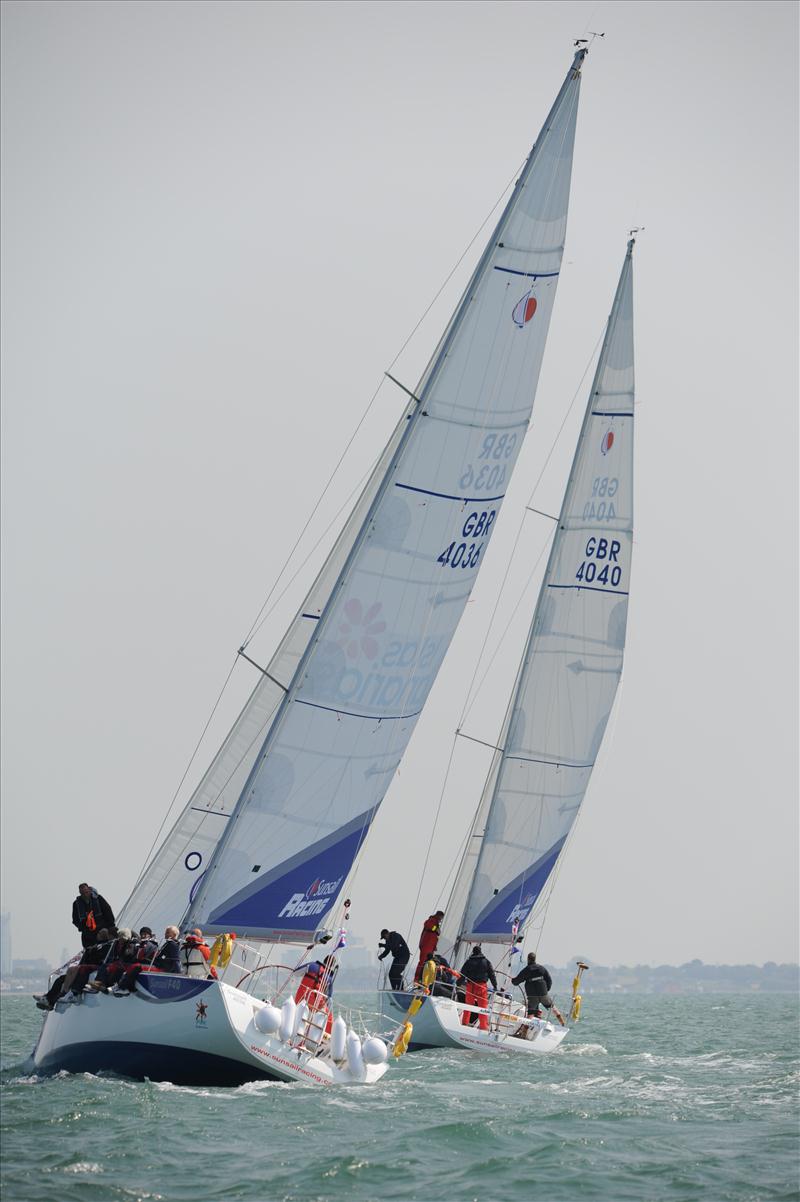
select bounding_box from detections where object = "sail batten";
[443,239,636,953]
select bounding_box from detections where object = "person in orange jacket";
[294,955,337,1035]
[414,910,444,981]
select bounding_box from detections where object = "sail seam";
[394,482,505,503]
[547,584,630,596]
[294,698,422,722]
[492,267,560,278]
[504,754,595,768]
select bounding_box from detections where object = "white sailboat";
[32,47,588,1086]
[381,235,636,1054]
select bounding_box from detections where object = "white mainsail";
[442,238,635,954]
[120,396,416,934]
[123,49,588,941]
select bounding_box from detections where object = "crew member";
[181,928,215,979]
[511,952,565,1031]
[415,910,444,981]
[378,928,410,991]
[294,956,337,1035]
[35,929,115,1009]
[71,883,115,948]
[460,945,497,1031]
[110,927,159,996]
[431,953,459,998]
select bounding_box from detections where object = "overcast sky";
[2,0,797,969]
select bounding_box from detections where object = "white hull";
[380,989,569,1055]
[32,975,387,1086]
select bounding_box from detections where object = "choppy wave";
[1,993,798,1202]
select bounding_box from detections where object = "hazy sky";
[2,0,797,968]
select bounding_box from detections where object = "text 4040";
[574,536,623,589]
[582,476,619,523]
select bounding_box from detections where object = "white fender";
[254,1003,281,1035]
[279,997,296,1043]
[293,1000,309,1039]
[331,1015,347,1061]
[346,1030,366,1081]
[361,1036,388,1066]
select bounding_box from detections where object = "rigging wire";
[403,83,588,949]
[528,680,627,955]
[241,157,526,652]
[126,155,528,903]
[125,157,529,903]
[406,313,608,949]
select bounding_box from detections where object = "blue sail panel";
[467,838,566,939]
[204,810,375,937]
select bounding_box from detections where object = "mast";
[123,48,588,943]
[444,238,636,964]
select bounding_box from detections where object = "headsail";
[127,49,587,941]
[442,238,635,954]
[119,396,416,935]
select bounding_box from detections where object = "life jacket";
[181,937,210,978]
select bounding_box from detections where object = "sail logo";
[512,290,537,328]
[506,893,535,925]
[278,875,343,919]
[337,598,386,661]
[601,431,614,456]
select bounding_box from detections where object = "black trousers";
[389,956,409,990]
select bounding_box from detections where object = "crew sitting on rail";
[87,928,140,993]
[108,927,161,996]
[181,928,217,979]
[35,928,116,1009]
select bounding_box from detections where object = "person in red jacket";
[294,956,337,1036]
[414,910,444,981]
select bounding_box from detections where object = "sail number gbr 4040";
[437,509,496,571]
[575,535,624,589]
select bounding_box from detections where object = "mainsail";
[442,238,635,955]
[122,49,587,941]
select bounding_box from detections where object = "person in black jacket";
[72,883,115,948]
[378,928,410,991]
[512,952,565,1028]
[35,929,115,1009]
[460,946,497,1030]
[112,926,178,995]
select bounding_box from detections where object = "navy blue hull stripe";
[493,267,560,279]
[395,483,505,504]
[591,411,634,417]
[34,1041,278,1087]
[301,613,321,620]
[547,584,630,596]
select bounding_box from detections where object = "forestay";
[127,49,587,942]
[119,397,415,936]
[443,239,635,953]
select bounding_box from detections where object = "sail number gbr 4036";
[437,509,496,571]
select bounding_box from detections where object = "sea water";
[1,992,797,1201]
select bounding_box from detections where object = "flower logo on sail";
[601,430,614,456]
[512,290,537,328]
[337,599,386,661]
